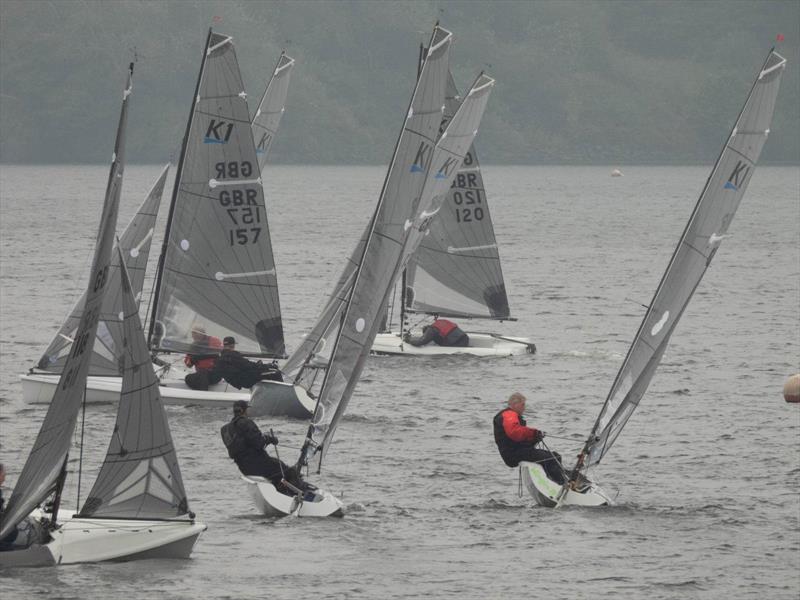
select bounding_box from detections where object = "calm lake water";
[1,164,798,599]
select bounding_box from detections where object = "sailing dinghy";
[146,30,309,417]
[372,70,534,357]
[245,24,495,517]
[522,50,787,508]
[20,35,307,415]
[0,65,205,567]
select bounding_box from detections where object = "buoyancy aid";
[493,408,537,467]
[431,319,458,337]
[184,336,222,370]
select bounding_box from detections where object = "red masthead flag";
[776,33,785,42]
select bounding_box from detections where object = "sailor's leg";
[524,448,567,484]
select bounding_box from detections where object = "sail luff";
[38,164,169,376]
[578,50,786,469]
[148,29,212,348]
[0,64,133,540]
[79,248,190,519]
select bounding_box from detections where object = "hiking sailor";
[220,400,306,495]
[493,392,567,484]
[214,336,283,389]
[403,318,469,347]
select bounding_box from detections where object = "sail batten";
[0,64,133,540]
[580,50,786,469]
[150,30,286,358]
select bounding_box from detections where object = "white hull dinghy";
[1,516,206,568]
[1,64,206,566]
[242,476,343,518]
[371,331,534,357]
[24,42,296,417]
[21,370,314,417]
[522,50,787,507]
[370,68,534,359]
[520,462,611,508]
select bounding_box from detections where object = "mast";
[400,42,427,337]
[147,28,212,348]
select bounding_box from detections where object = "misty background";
[0,0,798,165]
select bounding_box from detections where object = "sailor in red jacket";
[493,392,567,483]
[183,327,223,390]
[403,318,469,347]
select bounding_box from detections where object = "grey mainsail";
[0,64,132,540]
[251,51,294,172]
[405,72,510,320]
[36,164,169,376]
[149,30,285,358]
[579,50,787,469]
[79,249,189,519]
[295,25,454,469]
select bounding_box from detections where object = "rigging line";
[540,439,571,482]
[76,383,88,511]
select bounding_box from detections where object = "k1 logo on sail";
[255,132,272,155]
[205,119,234,144]
[723,160,751,191]
[434,156,459,180]
[410,142,433,173]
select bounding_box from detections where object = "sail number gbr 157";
[216,162,262,246]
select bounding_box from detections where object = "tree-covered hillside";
[0,0,797,164]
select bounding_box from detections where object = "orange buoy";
[784,374,800,403]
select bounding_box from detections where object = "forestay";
[0,64,132,540]
[405,71,510,320]
[149,30,285,358]
[296,26,454,469]
[251,51,294,173]
[79,251,190,519]
[580,50,787,468]
[36,164,168,376]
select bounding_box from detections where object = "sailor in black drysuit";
[214,336,283,389]
[220,400,305,495]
